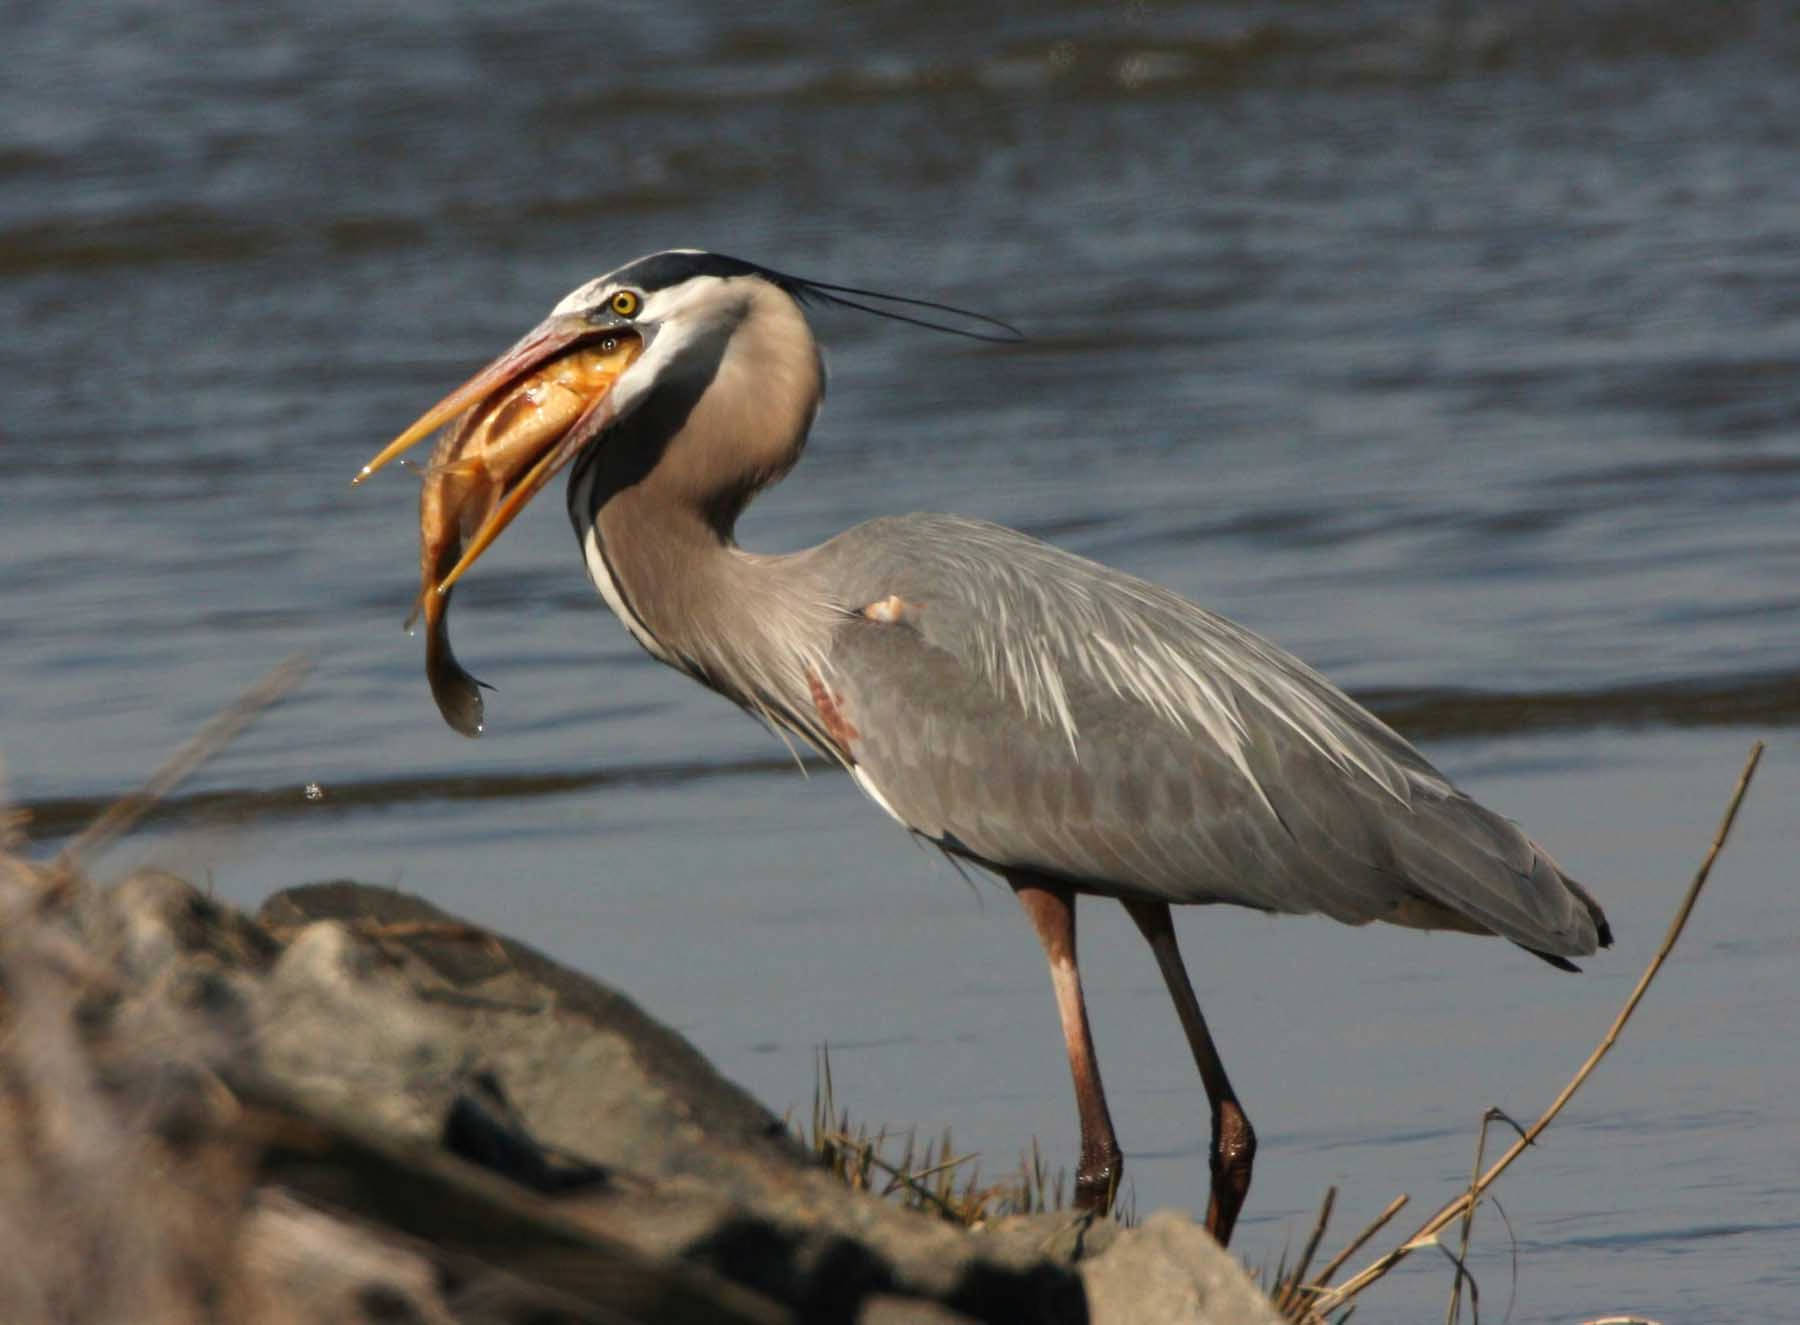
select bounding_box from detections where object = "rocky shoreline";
[0,860,1280,1324]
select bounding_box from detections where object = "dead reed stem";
[1311,1192,1408,1294]
[820,1131,974,1221]
[1272,1185,1336,1317]
[1290,1185,1335,1293]
[1311,740,1765,1315]
[1444,1108,1521,1325]
[50,655,312,879]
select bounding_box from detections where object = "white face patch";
[635,274,740,336]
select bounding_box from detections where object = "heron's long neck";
[569,435,838,743]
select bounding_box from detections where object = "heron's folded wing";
[812,514,1600,956]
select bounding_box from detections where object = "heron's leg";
[1007,875,1123,1214]
[1122,898,1256,1246]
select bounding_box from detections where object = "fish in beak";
[356,316,645,736]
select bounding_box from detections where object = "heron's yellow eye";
[609,290,642,318]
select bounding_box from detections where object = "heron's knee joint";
[1215,1102,1257,1172]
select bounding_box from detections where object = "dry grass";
[1263,1186,1341,1321]
[795,1046,1135,1228]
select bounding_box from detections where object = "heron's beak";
[356,314,644,597]
[356,313,598,486]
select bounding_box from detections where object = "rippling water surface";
[4,4,1797,1320]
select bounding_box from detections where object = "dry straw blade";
[48,655,314,882]
[1308,740,1767,1317]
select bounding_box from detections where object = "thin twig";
[1446,1108,1524,1325]
[1275,1186,1337,1315]
[1291,1185,1336,1292]
[900,1148,981,1189]
[1312,1193,1409,1292]
[51,655,313,879]
[821,1131,967,1220]
[1445,1113,1489,1325]
[1435,1242,1480,1325]
[1486,1193,1519,1325]
[1314,741,1764,1313]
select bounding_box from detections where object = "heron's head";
[356,249,1017,596]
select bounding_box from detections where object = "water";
[4,3,1797,1319]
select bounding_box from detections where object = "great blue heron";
[357,249,1611,1244]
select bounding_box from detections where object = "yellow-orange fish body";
[412,337,643,735]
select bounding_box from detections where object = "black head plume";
[613,250,1022,343]
[772,270,1024,344]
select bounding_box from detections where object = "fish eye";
[599,336,618,352]
[609,290,642,318]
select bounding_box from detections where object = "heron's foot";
[1203,1099,1257,1246]
[1073,1141,1124,1215]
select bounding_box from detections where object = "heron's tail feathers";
[1378,789,1611,963]
[1511,863,1613,970]
[1560,872,1615,949]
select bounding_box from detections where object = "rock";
[257,883,1090,1323]
[259,881,803,1189]
[856,1296,983,1325]
[235,1193,459,1325]
[0,860,1279,1324]
[974,1210,1125,1268]
[1081,1211,1282,1325]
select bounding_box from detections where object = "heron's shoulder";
[815,512,1124,600]
[815,511,1034,567]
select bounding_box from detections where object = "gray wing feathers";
[1380,792,1600,953]
[813,514,1601,959]
[833,517,1445,802]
